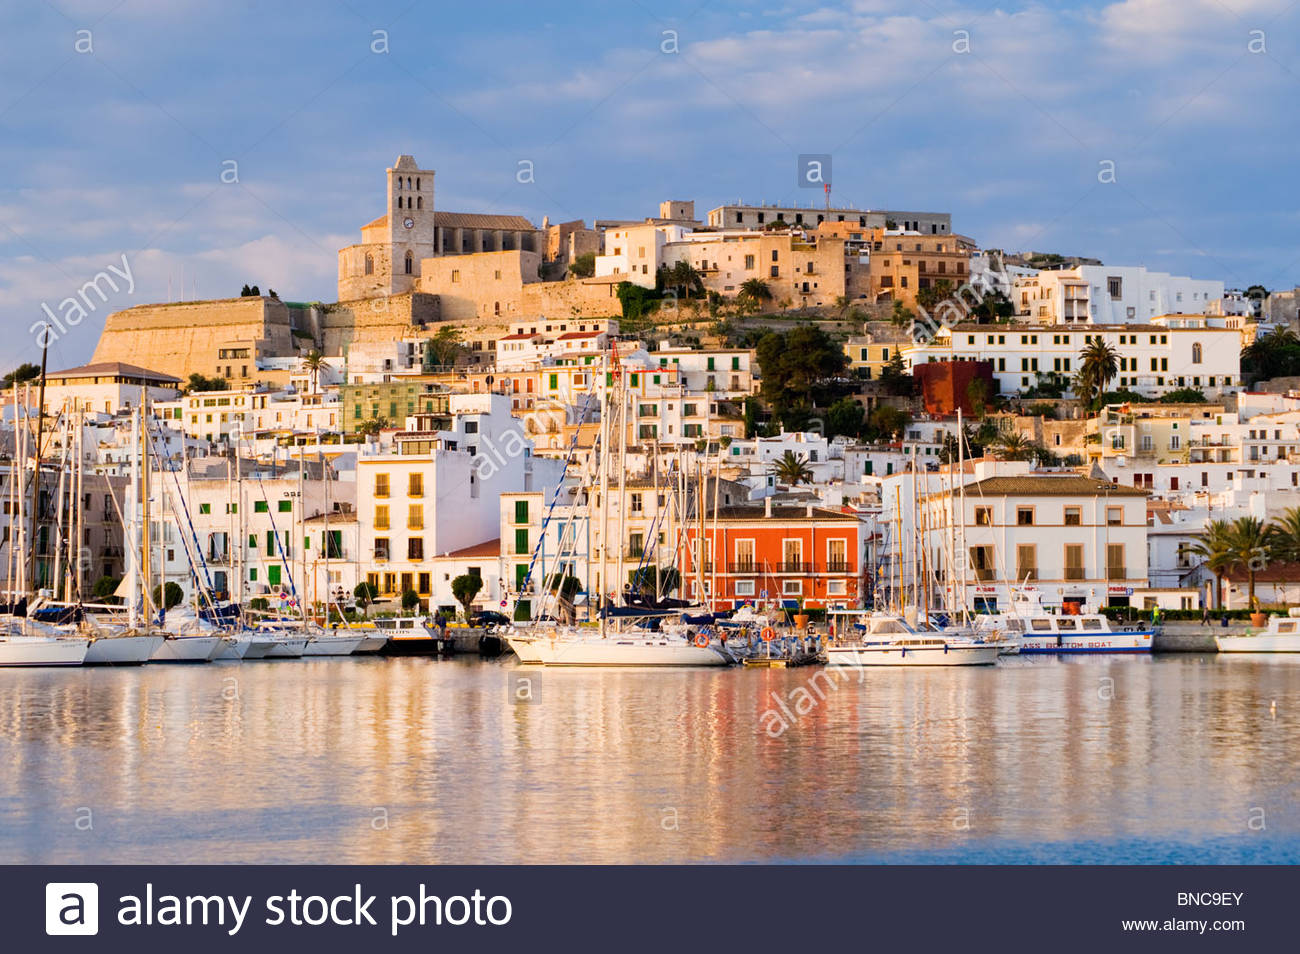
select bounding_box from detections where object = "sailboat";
[504,347,730,667]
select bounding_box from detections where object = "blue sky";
[2,0,1299,372]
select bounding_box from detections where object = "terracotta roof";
[439,538,501,559]
[47,362,181,383]
[712,505,859,522]
[1225,561,1300,583]
[557,331,604,340]
[498,332,540,341]
[363,214,388,230]
[433,211,537,231]
[958,475,1148,497]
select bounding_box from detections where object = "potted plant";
[792,597,810,631]
[1250,597,1267,629]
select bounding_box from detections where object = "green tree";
[965,377,990,418]
[185,373,227,393]
[1190,519,1235,609]
[867,405,910,441]
[1227,516,1272,610]
[737,278,772,313]
[771,450,814,485]
[353,580,379,614]
[826,397,865,439]
[878,352,915,396]
[151,581,184,610]
[1160,388,1206,404]
[568,252,596,278]
[302,349,326,393]
[755,327,849,410]
[425,325,464,369]
[1267,507,1300,564]
[1075,339,1120,410]
[1,363,41,390]
[451,573,483,621]
[889,300,914,327]
[401,589,421,611]
[661,260,704,299]
[1241,327,1300,384]
[991,431,1035,461]
[92,575,121,602]
[616,281,662,321]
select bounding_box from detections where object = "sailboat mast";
[597,352,611,638]
[957,408,967,624]
[141,390,152,633]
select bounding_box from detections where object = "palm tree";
[1227,516,1272,611]
[738,278,772,313]
[991,432,1034,461]
[1075,339,1119,409]
[1267,506,1300,563]
[1190,519,1235,609]
[771,450,813,485]
[303,349,326,394]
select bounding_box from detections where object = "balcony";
[1065,567,1086,581]
[776,561,813,573]
[1017,568,1039,582]
[823,561,851,574]
[972,567,996,582]
[1107,566,1127,580]
[728,562,757,574]
[373,547,390,562]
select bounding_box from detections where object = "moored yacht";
[975,594,1153,654]
[0,630,89,667]
[825,613,999,667]
[507,623,731,666]
[1216,613,1300,653]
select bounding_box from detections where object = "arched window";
[364,253,374,275]
[1192,343,1202,364]
[404,251,413,275]
[416,196,423,209]
[396,177,402,190]
[416,177,421,190]
[407,177,412,189]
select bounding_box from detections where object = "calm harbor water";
[2,654,1298,864]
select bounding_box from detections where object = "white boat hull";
[303,635,365,656]
[1020,631,1154,654]
[214,633,252,659]
[84,635,165,665]
[1215,633,1300,653]
[825,643,1000,667]
[0,636,89,667]
[508,634,729,666]
[262,636,310,658]
[151,635,225,662]
[352,634,388,654]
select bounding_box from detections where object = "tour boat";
[0,632,90,667]
[975,594,1154,654]
[374,616,448,656]
[1216,613,1300,653]
[825,614,999,667]
[506,625,731,667]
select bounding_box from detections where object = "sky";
[1,0,1299,373]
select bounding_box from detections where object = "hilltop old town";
[12,153,1300,634]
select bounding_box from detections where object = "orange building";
[677,502,862,610]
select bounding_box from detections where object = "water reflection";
[0,655,1297,863]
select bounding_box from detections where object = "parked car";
[471,610,513,628]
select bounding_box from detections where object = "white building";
[595,223,689,287]
[906,318,1243,399]
[1014,266,1224,324]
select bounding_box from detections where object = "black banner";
[9,865,1287,951]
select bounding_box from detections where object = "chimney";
[806,503,814,517]
[764,496,772,517]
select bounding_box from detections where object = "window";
[1107,276,1122,299]
[1064,506,1081,526]
[514,500,529,524]
[374,505,389,530]
[782,580,803,596]
[1107,543,1126,580]
[1016,545,1038,581]
[278,500,291,513]
[267,565,281,586]
[404,250,413,275]
[734,538,756,572]
[199,503,211,514]
[827,538,847,571]
[254,500,268,513]
[968,546,995,581]
[407,538,424,560]
[407,505,424,530]
[782,539,803,571]
[1064,544,1085,580]
[374,473,390,498]
[974,507,992,526]
[1017,507,1034,526]
[1107,506,1123,526]
[736,580,756,596]
[515,528,529,554]
[1192,342,1202,364]
[408,473,423,497]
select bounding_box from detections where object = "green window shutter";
[515,500,529,524]
[707,357,715,371]
[515,528,529,554]
[549,373,558,389]
[198,503,211,514]
[515,563,529,588]
[305,535,311,550]
[731,356,740,370]
[278,500,291,512]
[254,500,268,513]
[268,565,281,586]
[266,531,275,556]
[248,534,256,549]
[249,568,257,581]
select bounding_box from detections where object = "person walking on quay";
[1201,605,1210,626]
